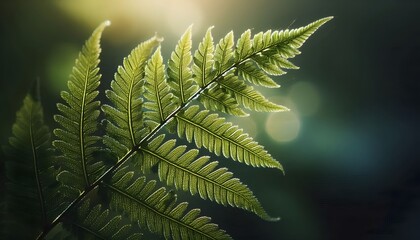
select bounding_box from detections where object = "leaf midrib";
[178,48,186,103]
[218,79,264,106]
[140,147,256,209]
[127,64,138,147]
[152,61,165,122]
[29,99,46,224]
[200,91,235,111]
[80,65,90,187]
[175,114,264,163]
[104,183,218,240]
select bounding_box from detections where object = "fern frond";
[2,85,59,238]
[1,17,333,240]
[249,17,333,61]
[168,26,198,104]
[237,60,281,88]
[199,87,248,117]
[65,199,143,239]
[214,31,234,74]
[251,54,285,75]
[139,134,277,221]
[176,105,283,171]
[102,36,161,157]
[237,17,333,85]
[53,21,110,194]
[103,168,232,240]
[235,30,252,61]
[218,73,288,112]
[143,47,177,130]
[193,27,216,87]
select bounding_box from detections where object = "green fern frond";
[1,17,332,240]
[102,36,161,157]
[176,105,283,171]
[53,21,110,194]
[248,17,332,61]
[236,60,280,88]
[103,168,232,240]
[218,73,288,112]
[217,17,333,91]
[168,26,198,104]
[64,199,143,239]
[193,27,216,87]
[235,30,252,61]
[199,87,248,117]
[143,46,177,130]
[2,84,59,238]
[214,31,234,74]
[139,134,277,221]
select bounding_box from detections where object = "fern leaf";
[215,17,332,90]
[168,26,198,104]
[65,199,143,239]
[252,17,333,59]
[214,31,234,74]
[103,168,231,240]
[193,27,216,87]
[249,54,286,76]
[143,46,177,130]
[251,30,272,53]
[254,46,299,68]
[242,17,333,84]
[236,60,280,88]
[102,36,161,157]
[139,134,278,221]
[176,105,283,171]
[235,30,252,61]
[53,21,110,193]
[219,73,288,112]
[2,85,58,238]
[198,87,248,117]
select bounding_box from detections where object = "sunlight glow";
[265,111,301,142]
[265,97,301,142]
[228,116,258,138]
[163,1,203,35]
[55,0,204,42]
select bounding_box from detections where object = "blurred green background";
[1,0,420,239]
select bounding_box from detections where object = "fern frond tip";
[153,32,164,43]
[310,16,334,29]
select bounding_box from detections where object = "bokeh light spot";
[265,110,301,142]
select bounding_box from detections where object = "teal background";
[1,1,420,239]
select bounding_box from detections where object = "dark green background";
[1,1,419,239]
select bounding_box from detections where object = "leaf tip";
[318,16,334,25]
[154,32,164,43]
